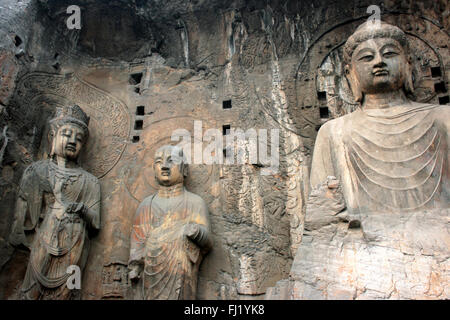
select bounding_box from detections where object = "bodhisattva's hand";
[183,223,200,239]
[66,202,87,216]
[129,264,141,282]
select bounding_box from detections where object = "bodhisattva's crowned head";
[49,104,90,162]
[344,20,414,103]
[154,145,188,187]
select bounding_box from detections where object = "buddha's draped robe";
[9,160,100,299]
[310,103,449,214]
[129,189,211,300]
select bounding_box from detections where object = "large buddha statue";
[310,20,449,214]
[128,145,212,300]
[272,20,450,300]
[8,104,101,300]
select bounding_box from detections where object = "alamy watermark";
[170,121,279,175]
[367,4,381,26]
[66,265,81,290]
[66,5,81,30]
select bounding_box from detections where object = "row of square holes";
[132,101,231,139]
[132,106,145,143]
[432,66,449,105]
[132,100,234,141]
[131,65,448,144]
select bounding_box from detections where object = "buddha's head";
[343,20,414,103]
[154,145,188,187]
[49,104,90,162]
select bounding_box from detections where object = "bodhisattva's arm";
[82,177,101,230]
[9,195,29,248]
[8,164,43,249]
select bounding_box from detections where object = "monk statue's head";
[343,20,414,103]
[49,104,90,162]
[153,145,188,187]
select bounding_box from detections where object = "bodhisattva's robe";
[129,188,211,300]
[310,103,449,214]
[9,160,100,299]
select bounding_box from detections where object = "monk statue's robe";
[310,102,449,214]
[129,185,211,300]
[9,159,100,299]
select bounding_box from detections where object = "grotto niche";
[0,0,448,300]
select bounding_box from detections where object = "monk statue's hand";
[183,223,200,239]
[128,263,141,282]
[66,202,88,216]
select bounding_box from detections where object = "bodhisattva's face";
[53,123,85,161]
[154,147,185,186]
[348,37,408,94]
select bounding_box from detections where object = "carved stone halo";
[122,119,215,203]
[15,72,130,178]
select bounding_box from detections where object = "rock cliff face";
[0,0,448,299]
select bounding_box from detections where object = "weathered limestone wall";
[0,0,448,299]
[0,0,39,291]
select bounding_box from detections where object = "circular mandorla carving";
[121,117,215,203]
[16,72,130,178]
[293,13,447,140]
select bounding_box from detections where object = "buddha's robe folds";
[129,189,211,300]
[310,103,449,214]
[9,160,100,299]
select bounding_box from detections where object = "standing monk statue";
[9,104,101,300]
[310,20,449,214]
[128,145,212,300]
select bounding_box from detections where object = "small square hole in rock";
[430,67,442,78]
[136,106,145,115]
[223,124,231,135]
[135,120,143,130]
[317,91,327,101]
[320,107,329,119]
[434,82,447,94]
[438,96,449,105]
[129,73,143,85]
[223,100,232,109]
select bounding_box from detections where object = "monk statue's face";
[53,123,86,161]
[154,146,185,186]
[347,37,409,95]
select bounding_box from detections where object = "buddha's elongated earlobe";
[182,163,189,178]
[404,57,415,94]
[345,65,363,103]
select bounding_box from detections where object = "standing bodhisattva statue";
[9,105,100,300]
[128,145,212,300]
[310,20,449,214]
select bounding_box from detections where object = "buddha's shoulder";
[409,101,448,113]
[317,112,356,136]
[185,190,207,206]
[409,102,449,124]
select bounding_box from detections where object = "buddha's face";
[348,37,408,95]
[53,123,86,161]
[154,147,185,186]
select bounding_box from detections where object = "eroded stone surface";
[0,0,448,300]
